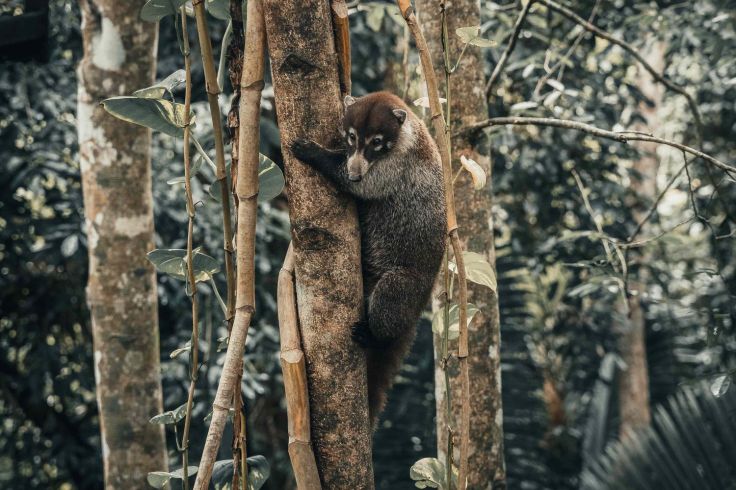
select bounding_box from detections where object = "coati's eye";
[348,131,356,145]
[372,136,383,146]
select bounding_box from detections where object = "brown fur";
[290,92,446,425]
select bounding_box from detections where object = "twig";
[485,0,535,98]
[278,245,322,489]
[533,0,600,96]
[397,0,470,487]
[180,8,198,490]
[628,160,687,242]
[457,116,736,177]
[536,0,703,139]
[192,0,265,487]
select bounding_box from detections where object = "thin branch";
[533,0,600,97]
[331,0,351,97]
[180,9,198,489]
[485,0,535,98]
[458,116,735,177]
[192,0,265,487]
[536,0,703,138]
[628,160,687,242]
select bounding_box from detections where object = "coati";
[290,91,447,424]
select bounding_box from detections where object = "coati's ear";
[344,95,356,108]
[392,109,407,124]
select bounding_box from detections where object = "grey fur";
[290,92,447,424]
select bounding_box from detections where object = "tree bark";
[76,1,168,487]
[618,40,664,438]
[415,0,506,487]
[262,2,374,488]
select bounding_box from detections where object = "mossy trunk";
[415,0,506,487]
[263,1,374,488]
[77,1,167,487]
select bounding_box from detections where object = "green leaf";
[258,154,284,202]
[432,303,480,340]
[449,251,497,291]
[246,455,271,490]
[169,340,192,359]
[167,157,204,185]
[410,458,445,489]
[366,4,386,32]
[147,248,221,283]
[149,403,188,425]
[101,97,188,137]
[209,456,270,490]
[455,26,496,48]
[134,70,187,99]
[207,0,231,20]
[140,0,189,21]
[147,466,198,488]
[711,373,731,397]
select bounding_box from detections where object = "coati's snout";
[342,94,408,180]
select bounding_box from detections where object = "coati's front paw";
[290,138,322,163]
[351,320,390,348]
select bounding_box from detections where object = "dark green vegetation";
[1,0,735,488]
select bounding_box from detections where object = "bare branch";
[485,0,535,98]
[536,0,703,136]
[457,116,735,176]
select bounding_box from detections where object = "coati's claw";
[351,320,389,348]
[290,138,320,161]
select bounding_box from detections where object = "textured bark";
[618,40,664,438]
[76,1,167,487]
[263,2,374,488]
[415,0,506,487]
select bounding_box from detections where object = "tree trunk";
[415,0,506,487]
[618,40,664,438]
[77,1,167,487]
[263,2,374,488]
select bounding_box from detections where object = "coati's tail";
[366,332,415,427]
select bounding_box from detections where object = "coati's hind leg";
[366,333,414,425]
[356,268,428,424]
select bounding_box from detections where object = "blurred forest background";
[1,0,736,488]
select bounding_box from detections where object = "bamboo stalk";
[192,0,236,325]
[395,1,470,487]
[278,245,322,490]
[179,9,198,490]
[191,0,265,487]
[331,0,351,97]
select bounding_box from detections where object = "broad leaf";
[413,96,447,109]
[410,457,446,489]
[210,456,270,490]
[147,248,220,283]
[149,403,187,425]
[147,466,198,488]
[432,303,480,340]
[449,251,497,291]
[207,0,231,20]
[459,155,486,190]
[101,97,188,137]
[140,0,188,21]
[134,70,187,99]
[258,154,284,202]
[711,374,731,397]
[170,340,192,359]
[455,26,496,47]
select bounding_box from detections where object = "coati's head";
[341,92,412,182]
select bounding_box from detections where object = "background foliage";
[1,0,735,488]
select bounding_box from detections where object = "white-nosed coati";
[290,91,446,424]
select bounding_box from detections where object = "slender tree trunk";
[415,0,506,487]
[76,1,167,487]
[618,40,664,438]
[263,2,374,488]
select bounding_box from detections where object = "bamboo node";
[241,79,266,91]
[212,402,231,412]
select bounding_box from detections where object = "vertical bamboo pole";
[279,245,322,489]
[394,1,471,487]
[191,0,265,487]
